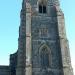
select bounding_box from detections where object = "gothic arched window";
[38,0,47,13]
[40,47,49,68]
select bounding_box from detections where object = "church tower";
[16,0,73,75]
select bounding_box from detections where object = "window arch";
[38,0,47,13]
[39,44,51,68]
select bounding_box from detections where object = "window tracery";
[38,0,47,13]
[39,27,48,37]
[39,45,51,68]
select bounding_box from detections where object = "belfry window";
[43,5,46,13]
[38,0,47,13]
[39,5,46,13]
[39,5,42,13]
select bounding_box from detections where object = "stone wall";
[10,52,17,75]
[0,66,10,75]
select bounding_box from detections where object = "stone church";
[0,0,74,75]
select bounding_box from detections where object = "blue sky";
[0,0,75,74]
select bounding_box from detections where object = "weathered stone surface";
[0,0,74,75]
[0,66,10,75]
